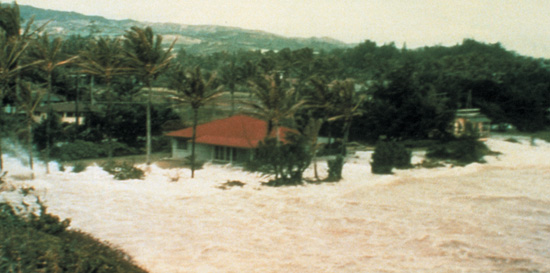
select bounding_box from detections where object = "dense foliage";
[426,138,496,165]
[326,155,344,181]
[247,134,311,186]
[370,141,412,174]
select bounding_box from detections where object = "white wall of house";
[171,138,213,161]
[171,138,253,163]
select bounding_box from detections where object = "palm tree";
[0,2,23,171]
[165,66,222,178]
[78,37,128,158]
[243,73,305,181]
[306,75,338,181]
[219,61,240,115]
[328,79,364,157]
[0,36,24,171]
[0,2,44,171]
[14,81,45,178]
[27,33,77,173]
[244,73,304,139]
[123,26,175,165]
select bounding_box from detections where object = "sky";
[5,0,550,58]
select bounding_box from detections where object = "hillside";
[19,5,350,54]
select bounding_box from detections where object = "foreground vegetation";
[0,177,148,272]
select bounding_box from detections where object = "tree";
[78,37,128,158]
[165,66,222,178]
[14,81,44,178]
[329,79,364,153]
[243,73,305,180]
[305,75,339,181]
[244,73,304,139]
[0,2,44,171]
[251,133,311,186]
[27,33,76,173]
[219,61,240,115]
[124,26,175,165]
[327,79,364,180]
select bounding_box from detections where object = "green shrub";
[102,161,145,180]
[371,141,412,174]
[109,141,140,157]
[426,138,495,165]
[50,140,139,162]
[0,195,147,273]
[248,134,311,187]
[72,162,88,173]
[327,155,344,181]
[51,140,106,162]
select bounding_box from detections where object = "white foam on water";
[2,138,550,272]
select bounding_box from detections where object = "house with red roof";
[165,115,296,163]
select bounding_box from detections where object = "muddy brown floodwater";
[5,137,550,272]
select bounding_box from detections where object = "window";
[214,146,236,161]
[177,139,188,150]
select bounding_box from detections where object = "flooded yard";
[4,137,550,272]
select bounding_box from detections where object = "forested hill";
[18,5,349,54]
[13,4,550,137]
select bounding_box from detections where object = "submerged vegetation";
[371,141,412,174]
[101,160,145,180]
[426,138,498,166]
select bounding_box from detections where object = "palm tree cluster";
[0,2,366,182]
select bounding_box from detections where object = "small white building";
[453,108,491,139]
[165,115,295,164]
[33,102,100,124]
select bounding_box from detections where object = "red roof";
[165,115,296,149]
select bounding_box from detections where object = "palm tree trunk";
[342,118,352,157]
[75,75,80,126]
[230,90,235,116]
[146,85,152,165]
[0,137,3,172]
[310,118,323,181]
[191,107,198,178]
[0,86,5,172]
[274,123,281,180]
[27,118,34,179]
[45,72,52,174]
[106,81,113,159]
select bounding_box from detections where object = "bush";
[327,155,344,181]
[72,162,88,173]
[50,140,139,162]
[247,134,311,186]
[370,141,412,174]
[102,161,145,180]
[426,138,495,165]
[317,140,345,156]
[0,195,147,273]
[51,140,105,161]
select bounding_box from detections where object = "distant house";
[165,115,295,163]
[453,108,491,139]
[33,102,100,124]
